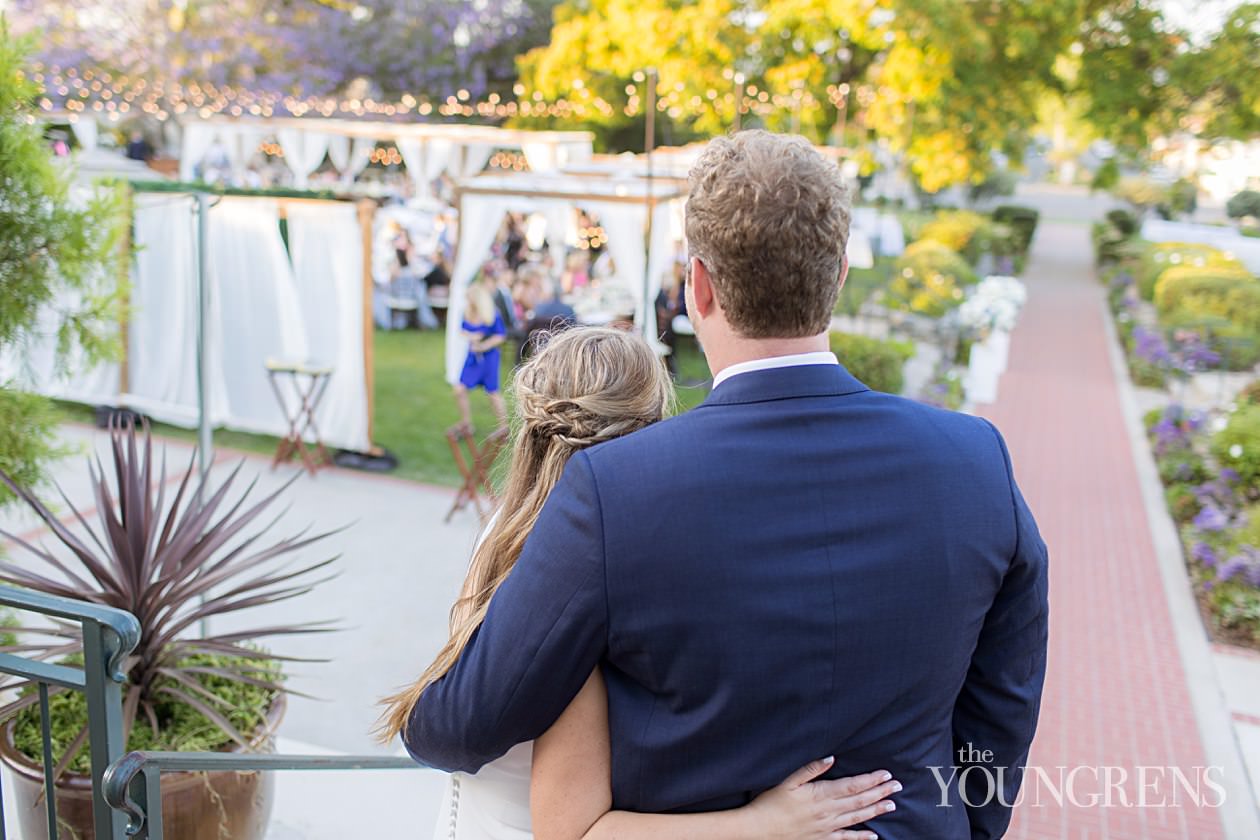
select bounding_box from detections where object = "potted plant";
[0,421,338,840]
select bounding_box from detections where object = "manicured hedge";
[992,205,1040,255]
[1137,242,1244,301]
[829,332,914,395]
[1153,268,1260,332]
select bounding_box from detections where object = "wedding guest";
[504,214,528,271]
[453,283,508,434]
[655,263,688,376]
[561,251,590,293]
[125,130,152,162]
[521,274,577,361]
[389,228,439,330]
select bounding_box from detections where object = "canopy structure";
[4,190,377,454]
[180,116,595,191]
[446,171,688,383]
[562,144,879,267]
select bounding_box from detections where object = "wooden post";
[357,199,377,449]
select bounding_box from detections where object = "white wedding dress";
[432,511,536,839]
[431,741,535,840]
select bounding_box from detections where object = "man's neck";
[706,334,831,380]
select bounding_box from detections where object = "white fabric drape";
[206,199,308,434]
[847,228,875,270]
[179,124,218,181]
[71,116,98,151]
[123,194,213,425]
[277,130,331,188]
[642,199,677,343]
[455,144,494,178]
[445,195,516,383]
[424,139,454,182]
[326,135,351,173]
[587,200,647,325]
[561,141,593,168]
[542,204,573,271]
[285,203,371,452]
[226,127,265,180]
[396,137,426,195]
[521,142,557,173]
[876,213,906,257]
[339,137,377,184]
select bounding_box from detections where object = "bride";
[379,327,899,840]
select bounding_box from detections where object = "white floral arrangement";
[957,275,1027,335]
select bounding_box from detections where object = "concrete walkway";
[978,221,1258,838]
[0,425,476,837]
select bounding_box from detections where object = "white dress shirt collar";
[711,351,840,389]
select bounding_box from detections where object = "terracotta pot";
[0,694,285,840]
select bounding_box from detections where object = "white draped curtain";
[587,200,647,327]
[542,204,573,271]
[396,137,426,195]
[124,194,214,424]
[424,138,454,184]
[179,124,218,181]
[521,142,557,173]
[643,199,678,344]
[206,199,309,434]
[847,229,875,270]
[455,144,494,178]
[285,203,371,452]
[70,116,98,151]
[328,136,377,184]
[276,129,331,188]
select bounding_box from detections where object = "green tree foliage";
[0,22,126,503]
[1074,0,1185,150]
[1179,3,1260,141]
[518,0,1097,188]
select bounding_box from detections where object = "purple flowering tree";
[10,0,553,99]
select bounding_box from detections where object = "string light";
[28,60,828,127]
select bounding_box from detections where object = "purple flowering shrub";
[1148,402,1260,643]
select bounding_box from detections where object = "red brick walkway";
[978,223,1225,839]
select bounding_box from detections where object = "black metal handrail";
[103,751,423,838]
[0,586,141,840]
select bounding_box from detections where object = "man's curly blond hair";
[685,131,851,338]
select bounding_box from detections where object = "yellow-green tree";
[516,0,1089,189]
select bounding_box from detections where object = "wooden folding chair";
[444,425,508,523]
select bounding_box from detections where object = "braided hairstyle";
[377,327,673,743]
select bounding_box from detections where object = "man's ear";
[690,256,716,318]
[838,253,850,294]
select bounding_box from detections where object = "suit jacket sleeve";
[402,451,608,772]
[954,421,1049,839]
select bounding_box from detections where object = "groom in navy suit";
[406,131,1048,839]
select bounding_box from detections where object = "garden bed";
[1095,211,1260,650]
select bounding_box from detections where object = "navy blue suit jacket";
[406,363,1048,839]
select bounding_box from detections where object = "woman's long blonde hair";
[376,326,673,743]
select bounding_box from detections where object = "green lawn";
[62,329,713,488]
[375,330,712,484]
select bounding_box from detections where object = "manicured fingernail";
[823,755,835,764]
[891,781,903,793]
[878,770,892,782]
[883,801,896,812]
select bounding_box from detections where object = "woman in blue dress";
[454,283,509,434]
